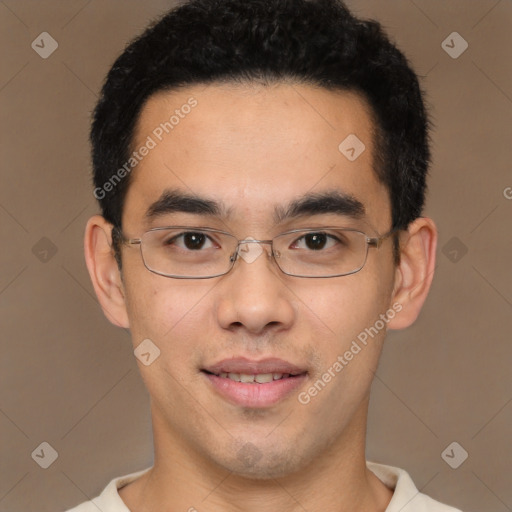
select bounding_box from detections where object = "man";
[68,0,462,510]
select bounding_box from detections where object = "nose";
[215,240,296,335]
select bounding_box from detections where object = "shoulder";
[366,460,464,512]
[62,467,152,512]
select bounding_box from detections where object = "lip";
[202,357,308,408]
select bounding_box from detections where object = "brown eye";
[166,232,215,250]
[304,233,327,250]
[183,232,207,250]
[292,232,338,251]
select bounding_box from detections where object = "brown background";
[1,1,511,511]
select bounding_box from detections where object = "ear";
[84,215,130,328]
[387,217,437,330]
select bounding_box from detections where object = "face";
[118,82,397,478]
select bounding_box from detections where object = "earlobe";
[84,215,130,328]
[387,217,437,330]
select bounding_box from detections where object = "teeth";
[255,373,273,383]
[217,372,290,383]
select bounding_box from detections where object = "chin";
[212,439,308,480]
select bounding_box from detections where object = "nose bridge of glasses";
[234,237,277,263]
[238,237,273,246]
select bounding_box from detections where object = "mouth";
[202,370,304,383]
[201,358,308,408]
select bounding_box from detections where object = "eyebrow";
[144,188,365,224]
[273,190,365,223]
[145,189,229,221]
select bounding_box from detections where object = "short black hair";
[91,0,429,253]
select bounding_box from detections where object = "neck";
[119,398,393,512]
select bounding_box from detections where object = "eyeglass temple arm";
[111,226,141,246]
[367,228,399,248]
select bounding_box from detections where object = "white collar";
[85,460,461,512]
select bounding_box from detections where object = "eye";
[291,232,341,251]
[165,231,216,250]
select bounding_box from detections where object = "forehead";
[123,82,390,233]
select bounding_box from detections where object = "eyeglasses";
[114,226,396,279]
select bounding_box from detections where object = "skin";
[84,82,437,512]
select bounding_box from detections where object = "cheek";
[295,277,393,430]
[297,270,393,345]
[123,272,216,351]
[301,271,393,383]
[122,275,215,409]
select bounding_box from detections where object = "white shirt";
[64,461,463,511]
